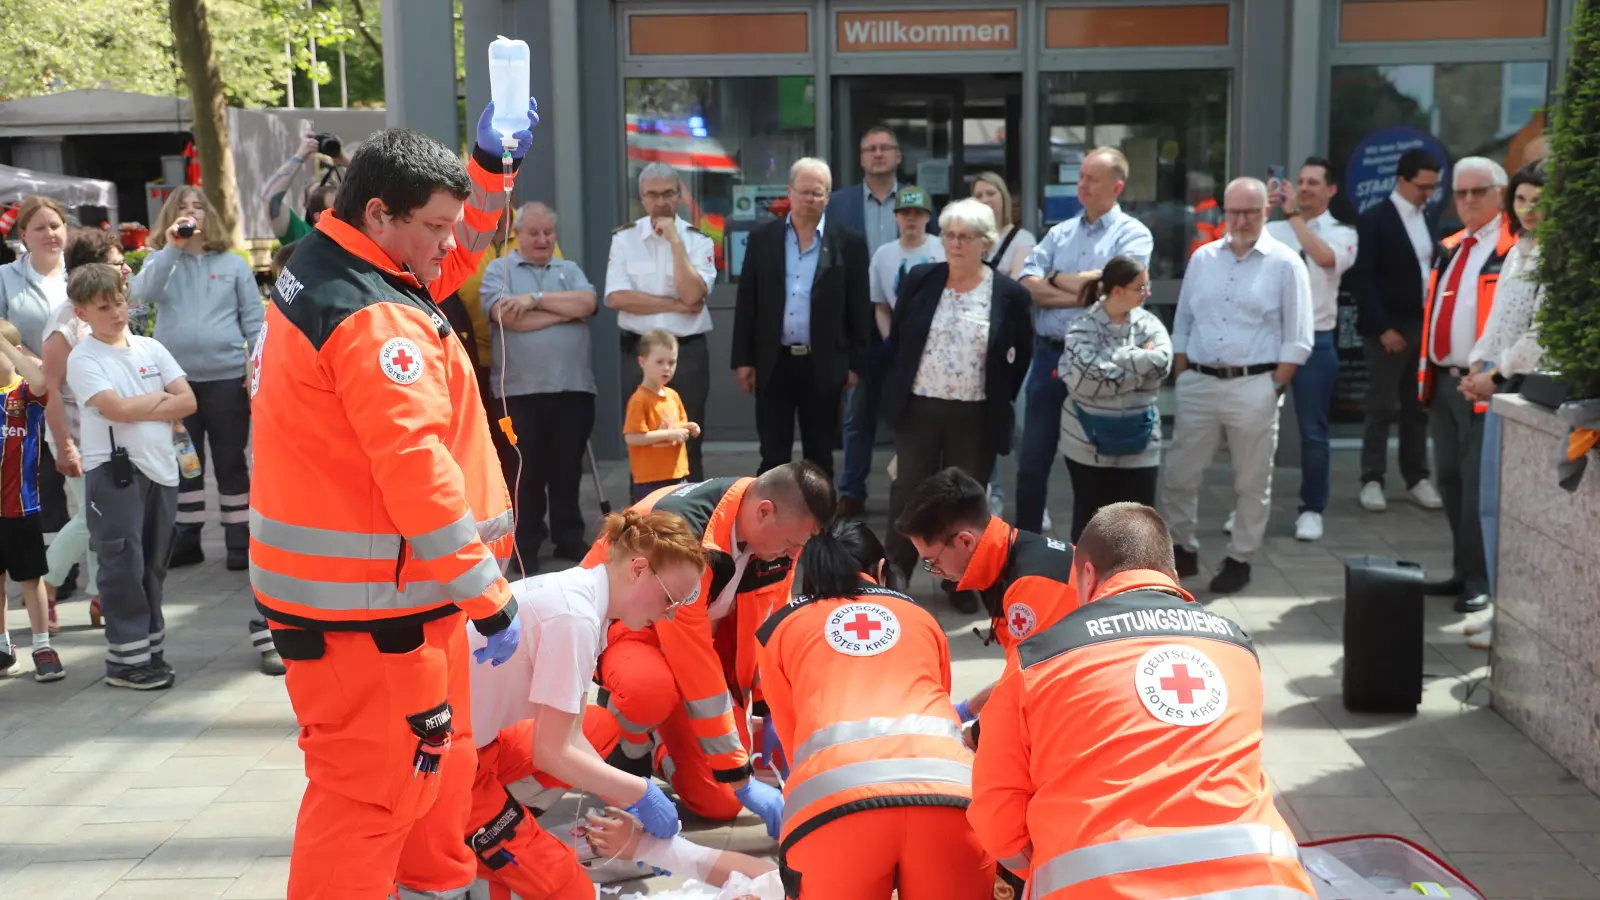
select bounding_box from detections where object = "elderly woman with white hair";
[880,197,1035,589]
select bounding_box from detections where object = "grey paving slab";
[1,448,1597,899]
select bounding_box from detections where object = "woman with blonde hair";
[970,172,1035,279]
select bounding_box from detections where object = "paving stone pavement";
[3,446,1599,898]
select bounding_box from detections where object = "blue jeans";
[1479,407,1502,593]
[1291,331,1338,514]
[838,334,893,501]
[1015,336,1068,532]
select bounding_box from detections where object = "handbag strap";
[987,227,1019,269]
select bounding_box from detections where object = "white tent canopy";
[0,163,118,224]
[0,89,192,137]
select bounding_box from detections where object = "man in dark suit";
[733,157,872,476]
[1351,149,1445,514]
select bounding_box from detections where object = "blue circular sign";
[1345,126,1451,216]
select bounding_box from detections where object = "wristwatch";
[530,291,544,309]
[1491,370,1507,386]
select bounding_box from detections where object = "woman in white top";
[1460,160,1546,651]
[464,509,705,895]
[0,195,69,355]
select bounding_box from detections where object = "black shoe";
[1424,577,1465,597]
[0,642,16,675]
[259,649,286,676]
[169,543,205,568]
[1453,592,1491,613]
[605,744,656,779]
[553,543,588,563]
[106,664,175,691]
[151,654,175,678]
[58,564,79,601]
[836,497,865,520]
[32,647,65,683]
[226,548,249,571]
[1209,558,1252,594]
[1173,545,1199,579]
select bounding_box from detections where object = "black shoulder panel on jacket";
[1019,589,1255,669]
[270,229,446,351]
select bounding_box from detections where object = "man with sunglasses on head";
[582,461,837,838]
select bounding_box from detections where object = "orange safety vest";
[969,570,1313,900]
[582,478,797,782]
[250,152,516,630]
[1188,198,1226,259]
[955,516,1078,670]
[1418,218,1518,414]
[755,581,972,852]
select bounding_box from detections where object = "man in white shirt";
[1266,158,1358,543]
[605,163,717,482]
[1159,177,1314,594]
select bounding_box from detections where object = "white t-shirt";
[66,334,185,486]
[468,564,611,747]
[43,300,90,448]
[869,236,945,308]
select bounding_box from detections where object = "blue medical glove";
[626,780,681,839]
[954,698,974,723]
[735,778,784,840]
[472,613,521,667]
[475,98,541,160]
[756,716,790,779]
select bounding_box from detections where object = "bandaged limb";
[584,808,776,886]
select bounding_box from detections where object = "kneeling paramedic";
[969,503,1314,900]
[756,519,993,900]
[583,463,835,834]
[250,102,540,899]
[464,510,706,899]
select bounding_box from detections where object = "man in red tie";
[1416,156,1516,614]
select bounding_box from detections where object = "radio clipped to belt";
[407,701,454,780]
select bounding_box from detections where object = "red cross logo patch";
[824,602,901,657]
[1134,644,1228,727]
[1005,602,1037,640]
[379,337,424,385]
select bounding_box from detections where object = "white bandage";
[633,834,722,881]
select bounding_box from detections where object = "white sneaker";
[1223,511,1235,534]
[1467,628,1493,650]
[1295,511,1323,541]
[1408,479,1444,509]
[1042,509,1053,532]
[1359,481,1388,512]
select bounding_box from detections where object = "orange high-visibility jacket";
[1418,217,1518,413]
[955,516,1078,670]
[583,478,797,782]
[970,570,1313,900]
[251,152,517,631]
[755,581,973,853]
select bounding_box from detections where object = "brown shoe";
[836,497,865,519]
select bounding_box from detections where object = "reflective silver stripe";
[1030,824,1300,898]
[1170,888,1316,900]
[478,509,515,545]
[780,758,971,827]
[250,509,402,560]
[410,512,479,562]
[790,715,965,769]
[698,731,744,757]
[446,555,503,602]
[660,754,677,781]
[1000,854,1031,872]
[684,692,734,719]
[251,565,449,611]
[606,699,653,735]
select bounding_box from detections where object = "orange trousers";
[599,621,749,821]
[782,806,995,900]
[277,614,478,899]
[466,707,621,900]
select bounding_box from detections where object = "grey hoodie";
[129,246,263,382]
[0,256,64,353]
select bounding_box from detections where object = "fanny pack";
[1075,404,1156,457]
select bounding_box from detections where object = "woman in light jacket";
[130,187,262,576]
[1058,254,1172,543]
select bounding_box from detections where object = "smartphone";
[1266,165,1287,202]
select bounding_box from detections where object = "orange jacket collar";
[316,213,422,288]
[956,515,1012,592]
[1090,569,1195,604]
[703,477,756,558]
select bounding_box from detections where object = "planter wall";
[1491,394,1600,794]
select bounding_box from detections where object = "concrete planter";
[1490,393,1600,794]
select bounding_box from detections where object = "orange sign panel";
[1046,5,1230,48]
[1340,0,1546,41]
[629,13,810,56]
[836,9,1019,52]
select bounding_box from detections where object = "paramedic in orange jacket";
[756,518,993,900]
[583,463,836,834]
[251,104,540,900]
[894,467,1077,721]
[1416,157,1515,615]
[970,502,1314,900]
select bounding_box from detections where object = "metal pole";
[339,0,349,107]
[309,0,321,109]
[285,24,296,108]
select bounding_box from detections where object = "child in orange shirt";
[624,329,699,502]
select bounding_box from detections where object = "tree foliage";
[1537,0,1600,400]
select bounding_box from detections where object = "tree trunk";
[169,0,243,247]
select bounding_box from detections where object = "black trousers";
[1426,368,1488,596]
[885,396,997,577]
[1360,325,1430,488]
[1064,458,1159,544]
[754,353,843,477]
[621,332,710,482]
[175,378,253,551]
[504,391,595,558]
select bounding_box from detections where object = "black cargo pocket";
[466,790,527,870]
[780,861,802,899]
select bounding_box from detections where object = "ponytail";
[1077,274,1105,309]
[799,519,906,599]
[599,509,707,574]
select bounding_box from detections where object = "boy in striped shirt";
[0,317,62,681]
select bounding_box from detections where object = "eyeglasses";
[652,568,700,619]
[1410,180,1440,193]
[943,232,983,245]
[642,189,681,202]
[919,533,964,574]
[1453,186,1496,200]
[791,189,828,202]
[1223,208,1265,219]
[1138,282,1153,297]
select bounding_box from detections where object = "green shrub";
[1536,0,1600,400]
